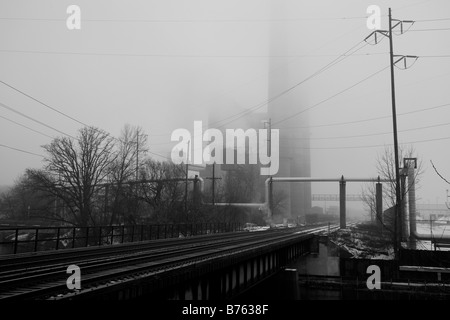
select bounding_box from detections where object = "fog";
[1,0,450,210]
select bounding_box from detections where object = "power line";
[0,41,372,146]
[213,41,369,129]
[0,80,171,161]
[272,65,389,126]
[0,114,54,139]
[420,55,450,58]
[0,80,90,128]
[150,103,450,148]
[0,49,386,59]
[152,68,450,139]
[0,101,77,140]
[415,18,450,22]
[283,122,450,141]
[282,102,450,129]
[409,28,450,32]
[0,80,169,160]
[132,25,372,139]
[281,135,450,150]
[0,16,372,23]
[0,143,44,158]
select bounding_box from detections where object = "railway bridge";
[0,224,333,301]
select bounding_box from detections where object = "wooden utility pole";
[185,140,190,213]
[205,163,222,205]
[212,163,215,205]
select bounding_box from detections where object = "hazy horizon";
[1,0,450,207]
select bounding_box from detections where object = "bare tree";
[361,183,376,223]
[28,126,116,227]
[377,145,423,209]
[430,160,450,185]
[138,159,186,223]
[362,145,423,234]
[430,160,450,209]
[107,125,148,225]
[0,172,54,221]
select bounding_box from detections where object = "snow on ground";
[415,220,450,251]
[330,223,394,259]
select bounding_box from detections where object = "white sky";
[0,0,450,206]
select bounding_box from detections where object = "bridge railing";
[0,223,243,255]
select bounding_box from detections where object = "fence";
[0,223,243,255]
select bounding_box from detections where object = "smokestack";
[268,2,311,222]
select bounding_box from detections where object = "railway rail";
[0,224,337,300]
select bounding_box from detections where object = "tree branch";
[430,160,450,185]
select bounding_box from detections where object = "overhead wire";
[272,65,390,126]
[282,122,450,141]
[409,27,450,32]
[0,16,373,23]
[0,80,90,128]
[0,101,77,140]
[415,18,450,22]
[279,135,450,150]
[0,114,55,139]
[283,102,450,129]
[0,80,171,160]
[0,49,387,59]
[213,41,370,129]
[0,143,44,158]
[146,101,450,147]
[144,25,372,137]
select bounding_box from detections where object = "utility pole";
[267,118,272,157]
[365,8,417,259]
[212,163,215,205]
[185,140,190,213]
[205,162,222,205]
[388,7,402,259]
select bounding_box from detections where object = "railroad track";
[0,224,336,300]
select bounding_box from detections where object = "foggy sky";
[1,0,450,207]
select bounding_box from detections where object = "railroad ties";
[0,224,335,300]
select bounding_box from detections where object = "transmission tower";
[364,8,418,259]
